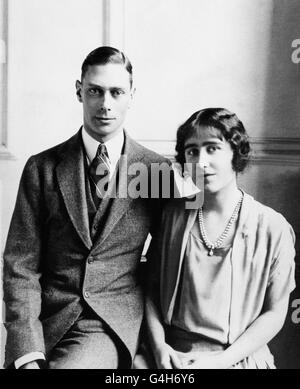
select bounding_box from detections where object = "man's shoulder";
[128,137,171,165]
[29,130,81,166]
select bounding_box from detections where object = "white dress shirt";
[14,127,125,368]
[81,126,124,177]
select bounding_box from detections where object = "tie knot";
[97,143,109,159]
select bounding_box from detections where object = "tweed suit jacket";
[3,129,169,368]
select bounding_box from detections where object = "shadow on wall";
[270,288,300,369]
[262,0,300,139]
[250,0,300,369]
[240,166,300,368]
[260,169,300,369]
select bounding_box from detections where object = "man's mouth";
[95,117,114,121]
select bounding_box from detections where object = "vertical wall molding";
[102,0,111,46]
[102,0,125,50]
[0,0,15,160]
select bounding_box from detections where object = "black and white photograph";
[0,0,299,373]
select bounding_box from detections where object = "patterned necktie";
[89,143,110,207]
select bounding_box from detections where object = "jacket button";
[88,257,94,264]
[84,291,90,298]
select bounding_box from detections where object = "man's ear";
[131,86,136,99]
[128,86,136,109]
[75,80,83,102]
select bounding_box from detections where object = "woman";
[144,108,295,369]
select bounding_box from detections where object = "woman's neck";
[203,181,241,216]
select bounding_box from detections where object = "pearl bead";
[198,193,243,256]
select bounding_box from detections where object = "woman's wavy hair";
[175,108,251,173]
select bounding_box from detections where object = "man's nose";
[100,91,112,111]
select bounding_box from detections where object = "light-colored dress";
[146,192,296,369]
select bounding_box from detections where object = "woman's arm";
[186,296,289,369]
[220,296,288,368]
[146,291,182,369]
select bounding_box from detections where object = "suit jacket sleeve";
[148,158,175,238]
[3,156,46,366]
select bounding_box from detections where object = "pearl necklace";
[198,193,243,256]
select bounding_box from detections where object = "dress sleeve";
[265,219,296,307]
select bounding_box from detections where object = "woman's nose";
[198,152,209,169]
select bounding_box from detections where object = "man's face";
[76,63,133,142]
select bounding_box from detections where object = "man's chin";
[88,124,109,134]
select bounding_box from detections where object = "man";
[3,46,170,369]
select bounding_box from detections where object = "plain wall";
[1,0,300,368]
[125,0,273,140]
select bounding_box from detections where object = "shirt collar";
[82,126,124,165]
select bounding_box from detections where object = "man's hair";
[175,107,251,173]
[81,46,133,87]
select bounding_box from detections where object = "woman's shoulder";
[243,192,294,238]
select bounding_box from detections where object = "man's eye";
[112,90,125,96]
[89,88,100,95]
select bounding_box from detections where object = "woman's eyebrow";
[184,139,223,148]
[184,142,199,149]
[202,140,223,146]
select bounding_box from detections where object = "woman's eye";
[207,145,218,153]
[186,149,199,157]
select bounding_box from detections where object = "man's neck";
[82,126,125,177]
[84,126,124,143]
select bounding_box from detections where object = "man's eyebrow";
[85,83,126,90]
[85,83,102,87]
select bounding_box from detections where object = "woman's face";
[184,126,236,194]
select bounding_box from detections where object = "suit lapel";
[56,130,93,250]
[91,132,145,251]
